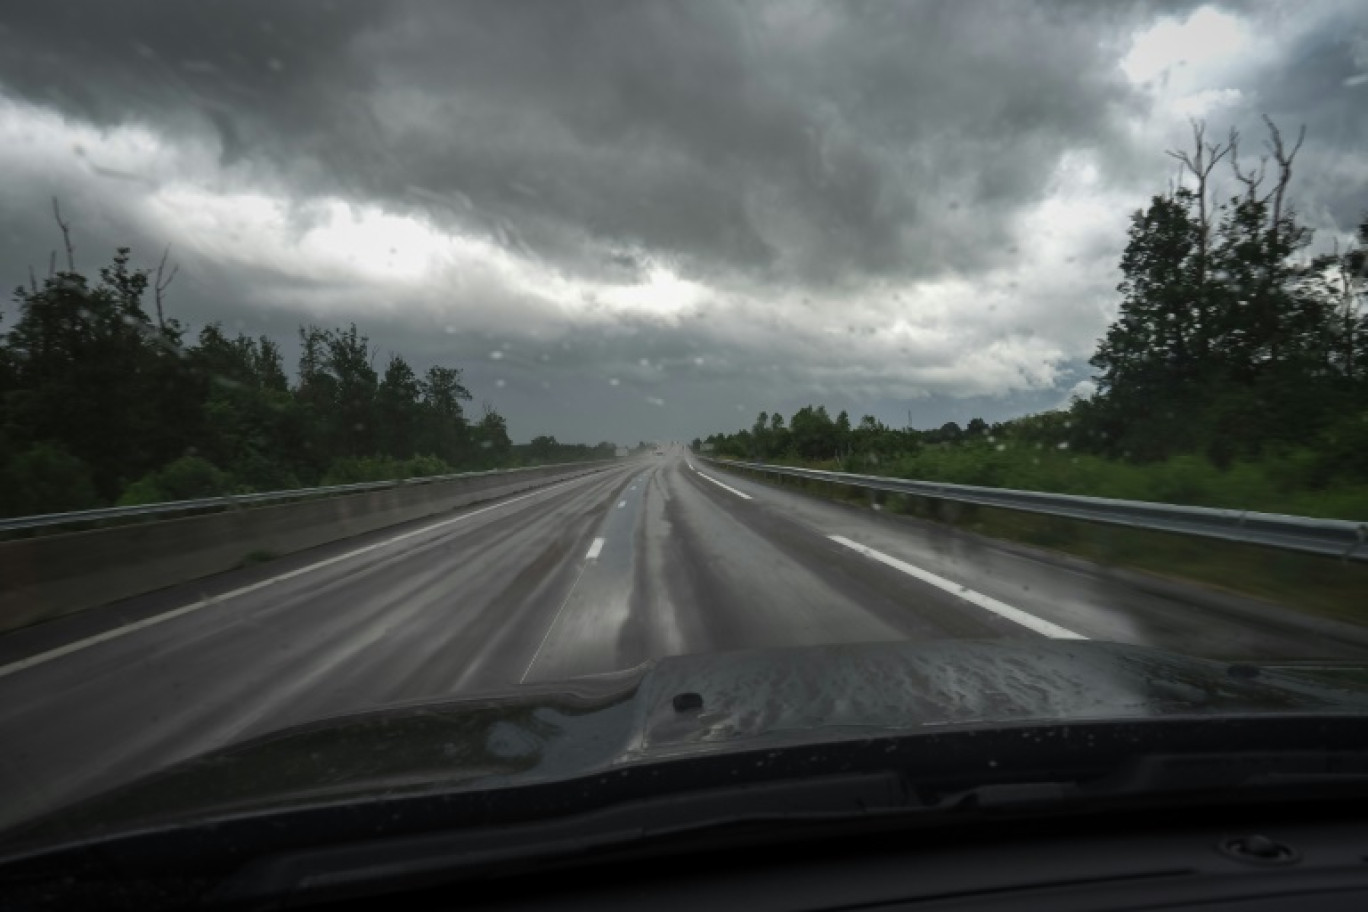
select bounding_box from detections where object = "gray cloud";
[0,1,1156,286]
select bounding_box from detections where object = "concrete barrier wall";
[0,462,613,634]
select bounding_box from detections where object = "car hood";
[10,639,1368,841]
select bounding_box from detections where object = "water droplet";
[495,379,506,388]
[609,378,620,387]
[489,350,504,360]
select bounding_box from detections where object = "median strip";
[829,535,1087,640]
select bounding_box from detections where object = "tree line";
[0,216,611,517]
[700,119,1368,501]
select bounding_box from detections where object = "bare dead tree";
[1229,133,1267,202]
[51,198,75,272]
[1263,115,1305,258]
[28,265,38,294]
[153,245,179,330]
[1165,119,1232,357]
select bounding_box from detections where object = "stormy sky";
[1,1,1364,444]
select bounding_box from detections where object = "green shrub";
[0,443,101,516]
[117,455,231,505]
[321,454,454,486]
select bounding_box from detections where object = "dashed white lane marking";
[617,500,627,509]
[691,467,753,500]
[828,535,1087,640]
[585,537,605,560]
[0,473,608,681]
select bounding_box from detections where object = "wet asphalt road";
[2,447,1366,830]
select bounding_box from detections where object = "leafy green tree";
[4,247,196,498]
[376,354,423,459]
[834,410,852,460]
[188,325,298,489]
[419,365,472,463]
[790,405,836,460]
[767,412,790,458]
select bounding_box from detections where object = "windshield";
[1,0,1366,842]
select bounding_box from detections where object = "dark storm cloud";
[0,0,1159,287]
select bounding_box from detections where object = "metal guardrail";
[709,459,1368,562]
[0,460,617,534]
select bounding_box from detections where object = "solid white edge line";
[585,537,605,560]
[0,472,606,681]
[692,468,753,500]
[828,535,1087,640]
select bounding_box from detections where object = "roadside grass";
[751,446,1368,521]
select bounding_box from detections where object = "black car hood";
[10,639,1368,842]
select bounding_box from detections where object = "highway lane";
[3,448,1367,831]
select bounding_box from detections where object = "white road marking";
[585,537,605,559]
[828,535,1087,640]
[693,468,752,500]
[0,473,608,680]
[617,500,626,509]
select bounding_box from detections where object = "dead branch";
[1164,120,1232,356]
[1263,115,1305,254]
[153,245,179,330]
[51,198,75,272]
[1229,133,1267,201]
